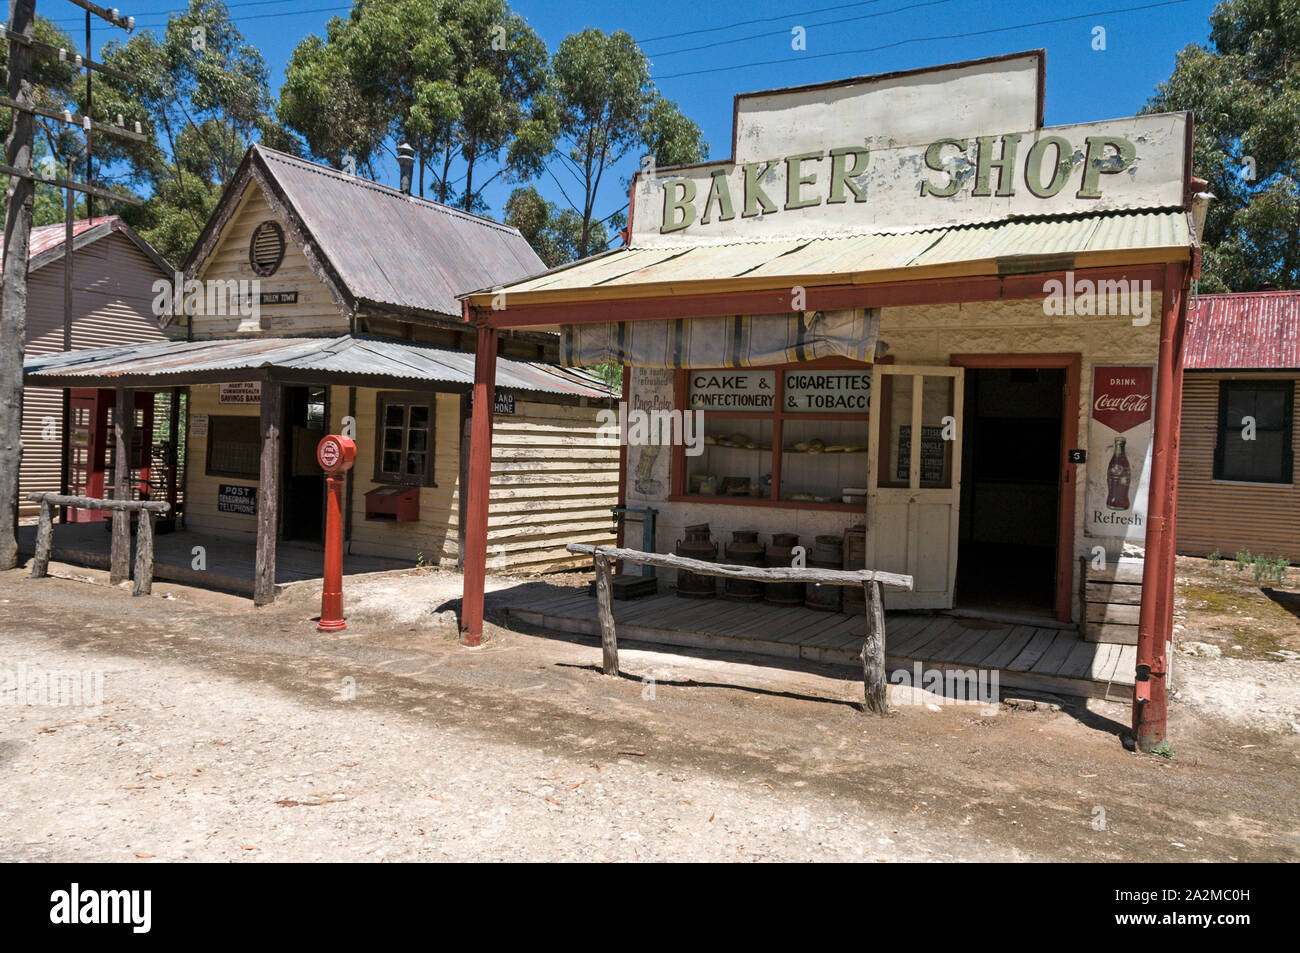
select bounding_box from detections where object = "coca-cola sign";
[1092,367,1153,434]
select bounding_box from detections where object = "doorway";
[953,361,1073,622]
[281,385,328,542]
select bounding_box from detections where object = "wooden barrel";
[764,533,805,605]
[723,530,765,602]
[805,534,844,612]
[842,525,867,614]
[675,523,717,598]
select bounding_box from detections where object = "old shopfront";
[461,52,1205,748]
[23,143,617,601]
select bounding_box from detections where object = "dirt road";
[1,567,1297,861]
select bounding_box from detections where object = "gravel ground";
[1,565,1298,862]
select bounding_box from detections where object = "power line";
[49,1,350,28]
[653,0,1192,80]
[648,0,959,60]
[639,0,898,45]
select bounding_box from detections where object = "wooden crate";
[1080,556,1142,644]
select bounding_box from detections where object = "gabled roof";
[1185,291,1300,370]
[0,216,173,276]
[186,145,545,323]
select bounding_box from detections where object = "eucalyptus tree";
[550,28,707,258]
[1146,0,1300,290]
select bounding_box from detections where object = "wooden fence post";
[861,580,888,714]
[30,497,52,578]
[593,552,619,676]
[132,507,154,596]
[254,381,282,606]
[109,387,134,585]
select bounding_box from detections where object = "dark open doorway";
[955,366,1065,620]
[281,385,328,542]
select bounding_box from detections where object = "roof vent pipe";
[396,142,415,195]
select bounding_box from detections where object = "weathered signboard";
[630,53,1189,245]
[688,370,775,411]
[218,382,261,404]
[783,370,870,413]
[217,483,257,515]
[1085,365,1154,541]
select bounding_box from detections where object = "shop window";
[677,364,872,508]
[206,415,260,480]
[1214,381,1294,484]
[374,392,436,486]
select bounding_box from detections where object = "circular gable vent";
[249,220,285,276]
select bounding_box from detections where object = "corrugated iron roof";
[0,216,114,262]
[1184,291,1300,370]
[252,147,545,319]
[470,210,1191,304]
[23,335,615,398]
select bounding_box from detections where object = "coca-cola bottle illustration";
[1106,437,1131,510]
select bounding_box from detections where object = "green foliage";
[550,28,706,258]
[1146,0,1300,290]
[1234,550,1253,571]
[1208,549,1221,567]
[280,0,553,212]
[1251,554,1289,586]
[93,0,298,264]
[1151,740,1175,760]
[503,184,609,267]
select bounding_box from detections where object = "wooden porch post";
[1132,263,1187,751]
[254,381,282,606]
[460,325,497,646]
[109,386,134,585]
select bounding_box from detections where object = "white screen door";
[865,365,964,610]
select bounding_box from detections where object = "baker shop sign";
[631,54,1189,244]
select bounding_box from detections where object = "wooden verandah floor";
[16,522,410,597]
[501,584,1136,701]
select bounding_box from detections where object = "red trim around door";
[949,353,1082,625]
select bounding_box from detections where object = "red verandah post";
[1133,263,1187,750]
[460,324,498,646]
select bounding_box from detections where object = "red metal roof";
[0,216,117,261]
[1184,290,1300,370]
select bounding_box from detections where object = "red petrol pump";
[316,434,357,632]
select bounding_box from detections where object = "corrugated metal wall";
[17,232,169,514]
[1176,373,1300,562]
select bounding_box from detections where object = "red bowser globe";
[316,434,355,632]
[317,434,356,475]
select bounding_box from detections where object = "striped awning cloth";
[559,308,879,368]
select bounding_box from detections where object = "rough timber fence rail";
[566,543,914,714]
[25,492,169,597]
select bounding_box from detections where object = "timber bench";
[25,492,170,596]
[566,542,914,714]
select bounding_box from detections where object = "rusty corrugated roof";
[23,335,615,398]
[1184,290,1300,370]
[253,147,544,319]
[468,210,1191,306]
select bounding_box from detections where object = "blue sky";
[54,0,1223,229]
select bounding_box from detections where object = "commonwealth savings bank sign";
[631,52,1191,245]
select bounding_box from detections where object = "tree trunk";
[0,0,38,570]
[132,507,154,596]
[30,498,52,578]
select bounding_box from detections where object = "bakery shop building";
[460,52,1207,748]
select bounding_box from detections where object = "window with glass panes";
[374,392,436,486]
[1214,380,1294,484]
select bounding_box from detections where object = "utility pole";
[0,0,36,569]
[0,0,142,564]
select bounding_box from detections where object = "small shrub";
[1208,550,1221,567]
[1152,740,1175,760]
[1234,550,1253,572]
